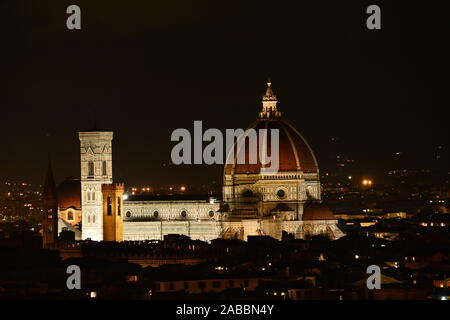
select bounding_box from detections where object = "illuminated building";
[57,81,344,241]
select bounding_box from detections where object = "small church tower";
[42,160,59,248]
[102,183,124,241]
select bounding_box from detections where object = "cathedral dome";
[302,202,335,220]
[224,80,318,175]
[57,177,81,209]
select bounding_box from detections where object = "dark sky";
[1,0,448,187]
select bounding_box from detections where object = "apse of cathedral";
[55,81,344,242]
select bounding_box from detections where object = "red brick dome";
[57,178,81,209]
[302,202,335,220]
[224,118,318,175]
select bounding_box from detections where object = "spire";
[260,78,281,118]
[43,157,57,199]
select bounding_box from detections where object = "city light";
[180,186,186,192]
[362,179,373,186]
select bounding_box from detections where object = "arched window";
[92,214,96,223]
[117,197,121,216]
[87,191,91,201]
[88,214,91,223]
[88,161,94,177]
[92,191,95,201]
[67,210,74,221]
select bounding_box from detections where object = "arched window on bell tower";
[88,161,95,178]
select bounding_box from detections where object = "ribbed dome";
[303,202,335,221]
[57,178,81,209]
[224,118,319,174]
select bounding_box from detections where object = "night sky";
[1,0,448,188]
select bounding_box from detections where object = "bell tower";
[42,160,59,248]
[79,130,113,240]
